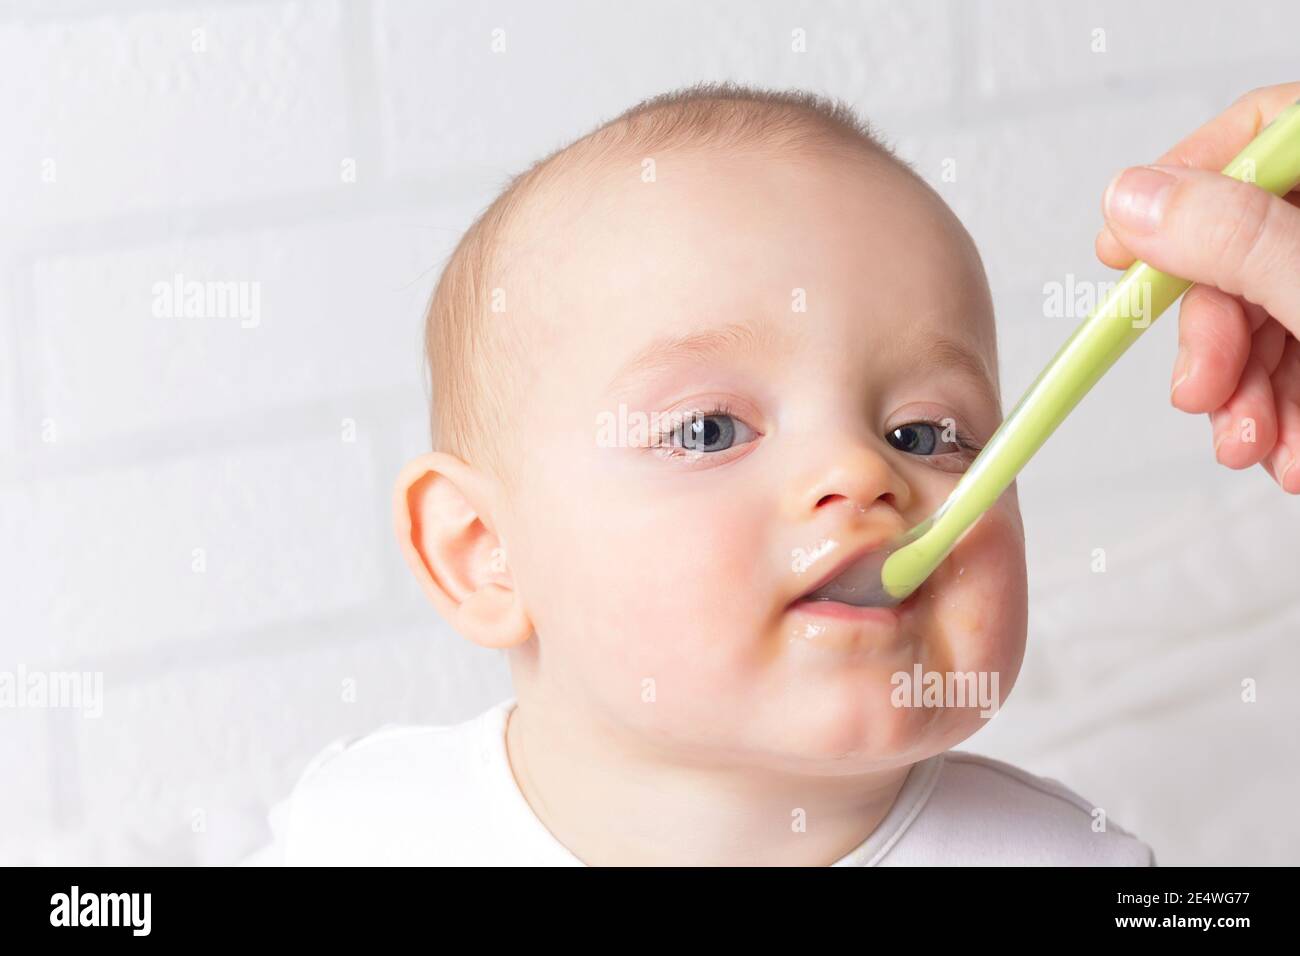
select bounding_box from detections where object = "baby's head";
[399,84,1027,775]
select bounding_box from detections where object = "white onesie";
[244,697,1156,866]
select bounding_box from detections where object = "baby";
[250,83,1154,866]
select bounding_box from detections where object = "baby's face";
[498,146,1027,772]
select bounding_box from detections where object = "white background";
[2,0,1298,865]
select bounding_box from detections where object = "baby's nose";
[783,438,912,522]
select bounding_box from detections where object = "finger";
[1095,230,1137,271]
[1264,336,1300,493]
[1151,83,1300,174]
[1102,166,1300,328]
[1252,315,1290,374]
[1099,187,1300,270]
[1209,351,1278,470]
[1171,285,1251,412]
[1097,82,1300,265]
[1239,299,1275,336]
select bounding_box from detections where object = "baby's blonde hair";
[424,82,918,480]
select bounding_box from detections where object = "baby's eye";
[886,420,970,457]
[663,411,757,454]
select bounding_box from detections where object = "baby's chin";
[752,612,1022,770]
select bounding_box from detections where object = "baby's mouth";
[802,556,886,606]
[791,543,914,611]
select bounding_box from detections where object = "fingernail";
[1170,345,1192,402]
[1105,166,1177,233]
[1279,454,1294,489]
[1211,410,1231,458]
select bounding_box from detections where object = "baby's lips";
[787,532,900,608]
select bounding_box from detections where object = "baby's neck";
[505,695,913,866]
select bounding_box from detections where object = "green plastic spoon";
[866,98,1300,606]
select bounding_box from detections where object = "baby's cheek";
[930,497,1027,682]
[562,490,771,698]
[636,513,768,669]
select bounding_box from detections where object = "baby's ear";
[393,453,532,649]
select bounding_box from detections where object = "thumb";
[1102,164,1300,329]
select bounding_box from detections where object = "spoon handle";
[882,99,1300,601]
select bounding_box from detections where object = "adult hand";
[1097,82,1300,493]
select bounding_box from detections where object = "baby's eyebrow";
[606,321,792,396]
[909,335,1002,411]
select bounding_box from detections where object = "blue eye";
[663,410,756,454]
[887,421,974,457]
[888,422,939,455]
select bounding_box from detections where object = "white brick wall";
[0,2,354,228]
[2,0,1298,865]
